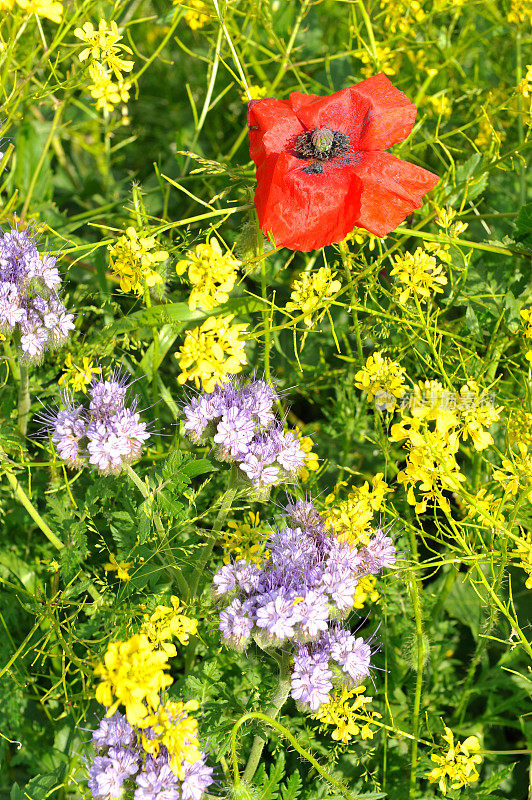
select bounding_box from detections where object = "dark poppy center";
[293,128,351,161]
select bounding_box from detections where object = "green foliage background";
[0,1,531,799]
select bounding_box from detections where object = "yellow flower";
[141,700,202,779]
[88,61,132,114]
[94,634,173,725]
[464,488,505,526]
[326,474,391,547]
[390,247,447,305]
[426,726,482,795]
[142,596,198,657]
[285,265,341,327]
[520,307,532,339]
[221,511,267,565]
[349,228,379,250]
[241,85,268,103]
[456,381,500,451]
[58,354,101,393]
[353,574,379,609]
[378,0,426,35]
[16,0,63,23]
[360,44,399,77]
[176,237,240,312]
[512,532,532,589]
[354,352,406,408]
[176,0,211,30]
[493,442,532,502]
[298,433,319,482]
[508,0,532,25]
[428,94,451,118]
[104,553,133,581]
[108,226,168,295]
[312,686,381,744]
[177,314,247,392]
[74,19,134,76]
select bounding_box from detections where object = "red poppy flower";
[247,73,439,252]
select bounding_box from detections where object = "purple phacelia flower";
[182,377,311,495]
[41,370,150,475]
[181,755,214,800]
[291,647,333,711]
[0,225,74,364]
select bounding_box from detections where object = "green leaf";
[102,295,267,338]
[465,305,480,336]
[514,202,532,246]
[280,771,302,800]
[477,763,515,795]
[12,120,53,204]
[443,570,483,638]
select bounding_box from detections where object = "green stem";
[17,364,30,437]
[242,652,292,783]
[339,242,363,362]
[230,711,358,800]
[255,210,271,385]
[189,483,237,600]
[408,529,424,800]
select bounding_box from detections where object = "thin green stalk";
[230,711,358,800]
[189,483,237,600]
[123,464,190,598]
[3,470,64,551]
[408,528,425,800]
[20,102,62,220]
[339,242,364,362]
[17,364,30,436]
[242,651,292,783]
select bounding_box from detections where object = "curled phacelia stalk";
[213,499,397,712]
[0,226,74,364]
[40,369,150,474]
[182,378,308,494]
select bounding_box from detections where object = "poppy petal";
[288,91,321,114]
[247,99,304,167]
[353,73,417,150]
[349,151,439,237]
[294,86,372,143]
[254,153,364,252]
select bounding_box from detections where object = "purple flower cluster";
[43,370,150,474]
[183,378,307,492]
[213,500,396,711]
[88,711,213,800]
[0,226,74,363]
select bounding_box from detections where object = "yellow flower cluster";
[58,354,101,393]
[508,0,532,25]
[426,726,482,795]
[176,237,240,312]
[241,85,269,103]
[298,432,320,482]
[94,634,173,725]
[286,266,341,327]
[142,596,198,657]
[512,532,532,589]
[360,44,399,77]
[75,20,134,113]
[518,64,532,98]
[312,686,381,743]
[220,511,266,565]
[1,0,63,23]
[390,380,500,514]
[378,0,426,36]
[326,473,391,547]
[141,700,202,779]
[465,487,505,526]
[353,574,379,609]
[108,226,168,295]
[175,0,211,30]
[354,351,406,407]
[493,442,532,502]
[390,248,447,305]
[520,307,532,360]
[350,228,379,251]
[177,314,247,392]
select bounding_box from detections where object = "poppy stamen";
[293,129,351,162]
